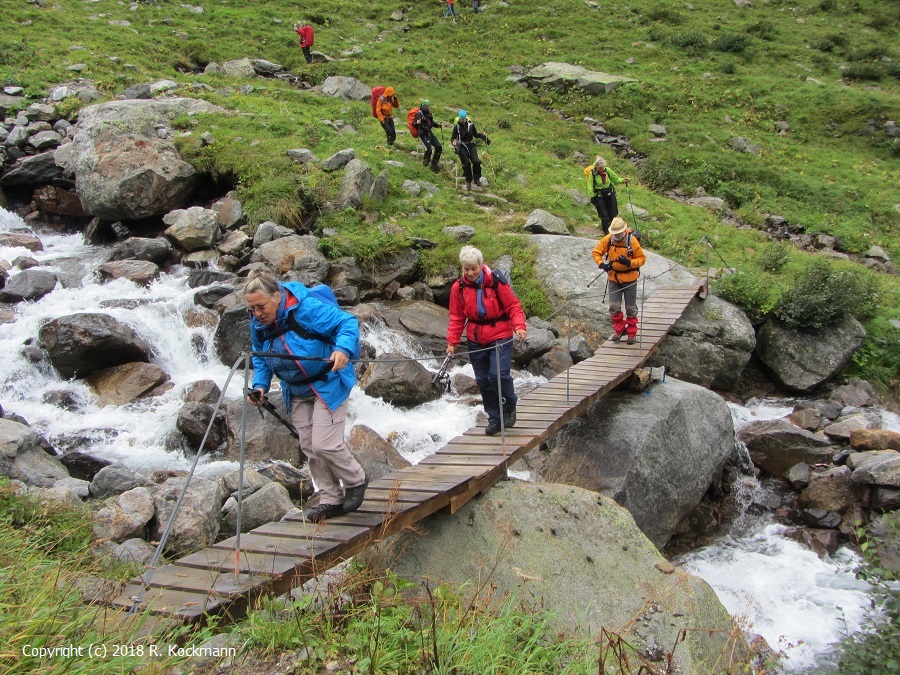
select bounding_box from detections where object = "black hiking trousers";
[381,118,396,145]
[420,130,442,167]
[457,142,481,183]
[591,187,618,233]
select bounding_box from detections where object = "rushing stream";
[0,207,888,671]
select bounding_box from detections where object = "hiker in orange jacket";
[293,21,314,64]
[375,86,399,145]
[591,217,646,345]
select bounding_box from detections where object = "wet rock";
[107,237,173,265]
[785,462,811,490]
[89,464,154,499]
[528,343,573,379]
[32,185,90,217]
[257,461,313,501]
[784,527,840,557]
[0,232,43,251]
[830,380,873,408]
[736,419,833,477]
[756,316,867,393]
[176,401,226,452]
[0,269,58,303]
[850,429,900,452]
[801,508,842,529]
[183,379,221,405]
[86,362,171,406]
[347,424,411,482]
[847,450,900,487]
[151,476,225,556]
[0,151,63,186]
[250,234,329,285]
[787,407,821,431]
[97,259,160,285]
[799,465,859,513]
[359,353,442,407]
[823,412,878,441]
[59,451,112,481]
[0,418,69,488]
[38,312,153,379]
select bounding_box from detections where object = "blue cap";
[459,110,467,118]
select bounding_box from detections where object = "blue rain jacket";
[249,281,358,412]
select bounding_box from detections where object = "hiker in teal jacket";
[583,155,627,234]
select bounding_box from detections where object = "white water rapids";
[0,207,889,671]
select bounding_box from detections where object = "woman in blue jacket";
[244,269,367,523]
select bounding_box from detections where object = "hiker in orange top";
[591,217,646,345]
[293,21,314,64]
[375,86,399,145]
[445,0,458,17]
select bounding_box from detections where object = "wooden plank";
[252,520,373,541]
[175,549,303,577]
[212,533,339,558]
[418,455,505,467]
[110,585,223,619]
[139,566,262,596]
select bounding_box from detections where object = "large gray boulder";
[366,481,744,671]
[359,353,442,407]
[357,248,419,300]
[70,98,225,220]
[737,419,833,476]
[213,299,250,367]
[337,159,374,209]
[107,237,173,265]
[0,418,69,488]
[176,401,226,452]
[92,486,155,543]
[522,209,570,235]
[221,481,294,535]
[321,76,371,101]
[163,206,220,252]
[375,300,449,355]
[523,62,637,94]
[527,234,697,327]
[39,313,154,379]
[648,295,756,391]
[249,234,329,285]
[97,260,160,285]
[528,378,735,548]
[347,424,411,482]
[86,362,171,406]
[0,151,63,186]
[152,476,225,556]
[222,397,300,465]
[89,464,154,499]
[0,269,58,303]
[847,450,900,487]
[755,316,867,392]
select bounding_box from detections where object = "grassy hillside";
[1,0,898,384]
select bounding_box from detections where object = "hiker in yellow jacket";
[583,156,627,234]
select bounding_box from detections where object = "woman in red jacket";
[293,21,314,64]
[446,246,527,435]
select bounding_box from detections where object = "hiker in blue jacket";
[244,269,367,523]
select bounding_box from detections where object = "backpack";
[623,229,641,255]
[370,86,385,118]
[407,107,420,138]
[458,269,512,325]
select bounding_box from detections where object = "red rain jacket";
[447,266,527,346]
[295,24,314,47]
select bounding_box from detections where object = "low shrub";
[747,20,777,40]
[715,269,777,323]
[774,258,880,329]
[844,63,882,81]
[669,30,710,52]
[713,34,750,53]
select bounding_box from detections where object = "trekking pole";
[587,267,608,288]
[495,342,507,458]
[625,181,640,235]
[246,388,300,439]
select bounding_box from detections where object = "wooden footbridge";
[108,283,704,627]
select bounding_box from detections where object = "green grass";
[0,480,195,673]
[1,0,898,382]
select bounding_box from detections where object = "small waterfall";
[679,400,875,673]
